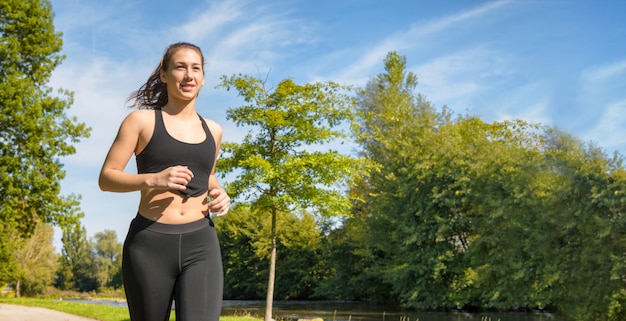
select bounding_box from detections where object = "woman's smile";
[181,83,196,91]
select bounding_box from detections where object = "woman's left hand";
[208,188,230,217]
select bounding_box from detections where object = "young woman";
[99,42,230,321]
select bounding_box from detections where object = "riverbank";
[1,297,561,321]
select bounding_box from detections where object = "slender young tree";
[218,75,363,321]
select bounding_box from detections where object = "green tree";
[315,213,387,302]
[218,206,325,300]
[348,51,453,306]
[0,229,18,285]
[92,230,122,290]
[461,127,626,320]
[0,0,90,280]
[329,50,626,321]
[537,131,626,320]
[56,223,97,292]
[443,119,548,309]
[218,206,267,299]
[218,75,363,321]
[12,223,58,297]
[349,51,541,309]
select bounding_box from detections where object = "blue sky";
[48,0,626,248]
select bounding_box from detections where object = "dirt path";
[0,303,100,321]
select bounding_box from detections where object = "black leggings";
[123,214,223,321]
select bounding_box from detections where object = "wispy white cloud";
[473,79,553,126]
[582,59,626,83]
[169,1,316,80]
[51,0,316,165]
[582,99,626,152]
[576,58,626,152]
[51,55,146,165]
[413,46,513,108]
[495,97,552,126]
[404,0,512,39]
[325,0,513,87]
[172,0,247,43]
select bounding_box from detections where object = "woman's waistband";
[132,213,212,234]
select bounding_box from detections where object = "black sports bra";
[136,109,216,198]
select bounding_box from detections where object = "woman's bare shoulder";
[122,109,155,126]
[203,117,222,132]
[127,109,155,119]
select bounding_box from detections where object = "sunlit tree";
[0,0,90,281]
[218,74,363,321]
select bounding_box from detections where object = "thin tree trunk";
[15,279,20,298]
[265,243,277,321]
[265,211,278,321]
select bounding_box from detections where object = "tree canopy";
[0,0,90,287]
[317,51,626,321]
[0,0,90,235]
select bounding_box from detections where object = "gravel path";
[0,304,100,321]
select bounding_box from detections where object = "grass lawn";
[0,297,259,321]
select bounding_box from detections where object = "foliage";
[314,214,392,302]
[213,52,626,321]
[218,74,364,320]
[0,0,90,283]
[217,75,361,216]
[218,206,267,299]
[217,206,325,300]
[0,0,90,233]
[536,132,626,321]
[0,232,18,285]
[56,223,97,292]
[328,51,452,305]
[52,227,122,293]
[327,50,626,321]
[92,230,123,290]
[12,223,59,297]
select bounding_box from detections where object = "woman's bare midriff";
[137,189,210,224]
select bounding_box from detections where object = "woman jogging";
[99,42,230,321]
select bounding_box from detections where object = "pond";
[71,299,561,321]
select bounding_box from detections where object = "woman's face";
[160,47,205,103]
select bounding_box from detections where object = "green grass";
[0,297,260,321]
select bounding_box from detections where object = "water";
[70,299,561,321]
[220,301,560,321]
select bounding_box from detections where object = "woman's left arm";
[206,118,230,216]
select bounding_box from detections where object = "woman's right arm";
[98,111,154,192]
[99,111,194,193]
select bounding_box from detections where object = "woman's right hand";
[152,165,194,191]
